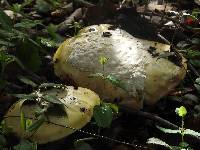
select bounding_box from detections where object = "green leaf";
[0,39,14,47]
[39,83,63,88]
[18,76,37,87]
[190,59,200,68]
[191,38,200,45]
[186,49,200,58]
[35,0,52,13]
[0,134,6,146]
[89,73,105,79]
[106,103,118,113]
[147,137,172,149]
[0,29,15,39]
[0,51,15,65]
[157,52,175,59]
[156,126,180,134]
[105,75,127,91]
[179,142,189,148]
[0,121,12,135]
[22,0,34,8]
[42,95,63,105]
[13,93,37,100]
[26,119,32,130]
[12,3,22,13]
[12,56,26,70]
[27,49,41,72]
[17,39,42,72]
[34,106,46,117]
[194,78,200,93]
[26,115,45,132]
[46,102,67,115]
[13,139,37,150]
[194,84,200,93]
[175,106,187,117]
[93,104,113,128]
[39,37,58,48]
[0,8,13,30]
[46,24,57,36]
[11,0,34,13]
[46,24,64,42]
[183,94,199,103]
[184,129,200,137]
[14,19,43,29]
[99,56,108,65]
[20,111,26,131]
[195,78,200,84]
[11,29,27,40]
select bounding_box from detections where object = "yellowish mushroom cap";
[53,24,187,109]
[4,86,100,144]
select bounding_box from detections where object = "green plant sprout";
[99,55,109,71]
[89,56,128,91]
[147,106,200,150]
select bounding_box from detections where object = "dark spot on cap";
[147,46,159,57]
[88,28,95,32]
[54,58,59,63]
[80,107,87,113]
[73,86,78,90]
[108,25,118,30]
[102,32,112,37]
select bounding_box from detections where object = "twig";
[57,8,83,34]
[119,105,179,129]
[73,0,95,7]
[188,62,200,77]
[157,33,184,67]
[157,33,171,44]
[51,3,74,17]
[119,107,200,140]
[140,11,192,33]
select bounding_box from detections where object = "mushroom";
[4,86,100,144]
[53,24,187,110]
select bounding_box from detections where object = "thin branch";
[119,105,179,129]
[57,8,83,34]
[188,62,200,77]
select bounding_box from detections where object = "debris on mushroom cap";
[53,24,187,110]
[4,86,100,144]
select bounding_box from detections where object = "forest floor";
[0,0,200,149]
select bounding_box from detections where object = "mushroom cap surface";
[54,24,187,109]
[4,86,100,144]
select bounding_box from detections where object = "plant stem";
[181,116,184,143]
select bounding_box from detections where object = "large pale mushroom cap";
[53,24,187,109]
[4,86,100,144]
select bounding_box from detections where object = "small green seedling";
[99,56,109,71]
[90,56,128,91]
[147,106,200,150]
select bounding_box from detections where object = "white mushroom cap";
[53,24,187,109]
[4,86,100,144]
